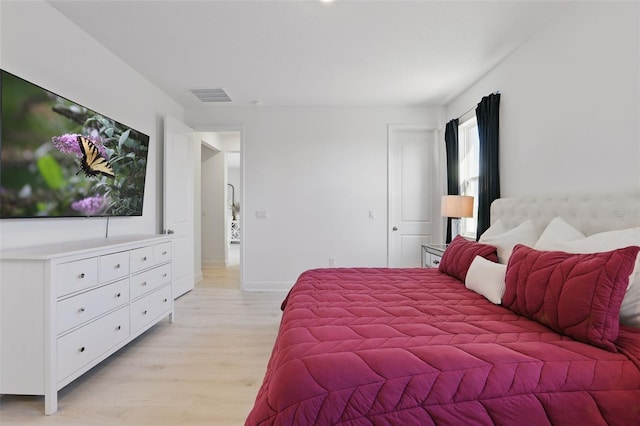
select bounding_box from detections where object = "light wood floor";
[0,265,286,425]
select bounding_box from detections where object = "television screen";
[0,69,149,218]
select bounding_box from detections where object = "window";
[458,116,479,239]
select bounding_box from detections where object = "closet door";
[388,125,440,267]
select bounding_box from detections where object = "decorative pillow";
[438,235,498,282]
[503,244,640,352]
[536,227,640,327]
[465,256,507,304]
[479,220,537,264]
[535,217,585,249]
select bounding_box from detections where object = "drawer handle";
[115,263,121,269]
[116,292,121,298]
[79,273,85,279]
[142,256,148,261]
[79,307,86,313]
[162,273,167,278]
[143,310,148,315]
[163,298,168,303]
[116,325,121,331]
[162,251,167,255]
[79,347,86,353]
[142,282,147,286]
[433,260,440,265]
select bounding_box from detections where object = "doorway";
[199,131,242,288]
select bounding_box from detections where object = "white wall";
[187,106,443,290]
[447,1,640,196]
[220,132,241,152]
[0,0,184,250]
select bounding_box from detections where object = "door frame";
[193,124,245,290]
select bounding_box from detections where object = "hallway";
[200,242,240,290]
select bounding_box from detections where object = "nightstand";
[421,244,448,268]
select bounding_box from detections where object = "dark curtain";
[444,119,459,243]
[475,93,501,240]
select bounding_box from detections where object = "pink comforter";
[246,268,640,425]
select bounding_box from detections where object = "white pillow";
[479,219,507,240]
[546,227,640,254]
[535,217,585,250]
[479,220,537,264]
[541,227,640,327]
[621,286,640,328]
[465,256,507,304]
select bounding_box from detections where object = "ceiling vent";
[189,88,232,103]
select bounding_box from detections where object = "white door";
[164,116,195,298]
[388,125,439,267]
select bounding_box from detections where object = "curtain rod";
[455,90,500,121]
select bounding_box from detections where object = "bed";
[246,193,640,425]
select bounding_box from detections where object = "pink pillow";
[503,244,640,352]
[438,235,498,282]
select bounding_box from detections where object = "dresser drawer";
[154,242,172,265]
[130,263,172,300]
[130,246,154,273]
[99,251,130,283]
[57,258,98,297]
[57,279,130,334]
[425,253,442,268]
[57,306,129,382]
[130,285,172,334]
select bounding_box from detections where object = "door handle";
[392,226,398,231]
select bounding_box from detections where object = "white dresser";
[0,235,174,415]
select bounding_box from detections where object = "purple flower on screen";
[52,134,108,158]
[71,195,106,216]
[52,134,83,157]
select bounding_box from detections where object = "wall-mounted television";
[0,69,150,219]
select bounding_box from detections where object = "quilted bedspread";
[246,268,640,426]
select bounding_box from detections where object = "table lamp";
[441,195,474,240]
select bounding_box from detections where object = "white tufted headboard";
[490,192,640,236]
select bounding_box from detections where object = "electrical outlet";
[329,257,335,267]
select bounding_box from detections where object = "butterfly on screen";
[76,136,115,179]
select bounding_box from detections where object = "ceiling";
[48,0,567,109]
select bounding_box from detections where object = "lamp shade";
[441,195,474,218]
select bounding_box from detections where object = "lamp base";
[451,218,461,240]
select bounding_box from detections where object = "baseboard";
[194,270,203,284]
